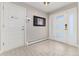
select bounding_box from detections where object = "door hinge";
[2,24,5,28]
[3,42,5,46]
[2,5,4,9]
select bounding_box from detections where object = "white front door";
[2,3,26,50]
[53,11,66,43]
[49,7,77,46]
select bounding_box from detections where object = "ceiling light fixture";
[44,2,50,6]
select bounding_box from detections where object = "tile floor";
[0,40,79,56]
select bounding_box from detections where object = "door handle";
[22,29,24,30]
[22,26,24,30]
[64,24,67,30]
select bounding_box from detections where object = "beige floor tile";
[0,40,79,56]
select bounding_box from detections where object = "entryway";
[49,7,78,46]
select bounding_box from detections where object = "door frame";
[1,2,27,51]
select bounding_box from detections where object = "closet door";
[52,11,66,43]
[66,7,77,46]
[2,3,26,50]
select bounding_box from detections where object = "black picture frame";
[33,16,46,26]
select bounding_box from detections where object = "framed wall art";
[33,16,46,26]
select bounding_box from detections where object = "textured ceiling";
[25,2,73,13]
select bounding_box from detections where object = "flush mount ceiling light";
[44,2,50,6]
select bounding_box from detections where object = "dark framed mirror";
[33,16,46,26]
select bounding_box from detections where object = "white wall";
[13,2,48,43]
[26,5,48,43]
[0,3,1,50]
[49,14,54,39]
[78,3,79,47]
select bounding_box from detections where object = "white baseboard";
[27,38,48,45]
[49,38,79,48]
[0,37,48,54]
